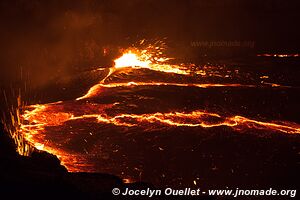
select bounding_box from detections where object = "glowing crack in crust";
[76,82,256,100]
[257,53,299,58]
[21,104,300,137]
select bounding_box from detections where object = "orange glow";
[112,48,196,75]
[76,82,255,100]
[14,42,300,173]
[114,52,150,69]
[257,53,300,57]
[1,95,33,156]
[20,105,300,136]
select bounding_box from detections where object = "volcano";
[17,44,300,188]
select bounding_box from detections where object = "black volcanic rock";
[0,123,17,157]
[30,150,68,173]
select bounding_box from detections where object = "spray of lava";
[1,92,33,156]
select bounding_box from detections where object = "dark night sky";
[0,0,300,86]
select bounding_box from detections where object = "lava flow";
[257,53,300,58]
[16,43,300,174]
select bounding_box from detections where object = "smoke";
[0,0,187,88]
[0,1,102,87]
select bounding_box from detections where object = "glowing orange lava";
[16,43,300,173]
[76,82,256,100]
[257,53,300,58]
[18,102,300,172]
[114,52,150,69]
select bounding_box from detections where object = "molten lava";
[114,52,150,69]
[257,53,300,57]
[16,43,300,175]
